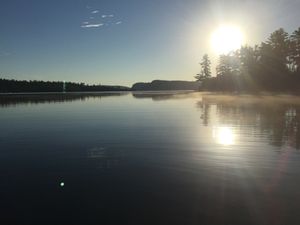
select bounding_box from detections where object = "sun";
[211,25,243,54]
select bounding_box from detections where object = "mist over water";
[1,92,300,225]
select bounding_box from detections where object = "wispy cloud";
[82,6,122,30]
[102,14,114,18]
[81,23,104,28]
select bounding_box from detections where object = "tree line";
[0,79,130,93]
[196,27,300,92]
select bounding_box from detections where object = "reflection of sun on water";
[213,127,235,145]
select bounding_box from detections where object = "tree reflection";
[197,95,300,150]
[132,91,194,101]
[197,102,210,126]
[0,92,129,107]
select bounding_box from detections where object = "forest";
[0,79,130,93]
[196,27,300,92]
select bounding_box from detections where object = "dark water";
[1,92,300,225]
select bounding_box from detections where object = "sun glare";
[211,25,243,54]
[213,127,235,146]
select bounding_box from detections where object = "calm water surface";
[1,92,300,225]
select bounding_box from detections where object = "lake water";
[1,92,300,225]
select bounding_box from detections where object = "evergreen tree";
[216,55,230,77]
[265,28,290,72]
[290,27,300,73]
[195,54,211,82]
[216,54,240,76]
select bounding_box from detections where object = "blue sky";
[0,0,299,86]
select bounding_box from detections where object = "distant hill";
[132,80,200,91]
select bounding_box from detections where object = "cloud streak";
[91,10,99,14]
[81,23,104,28]
[102,14,114,18]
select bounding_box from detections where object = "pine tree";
[195,54,211,82]
[265,28,290,72]
[290,28,300,73]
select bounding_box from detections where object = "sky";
[0,0,300,86]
